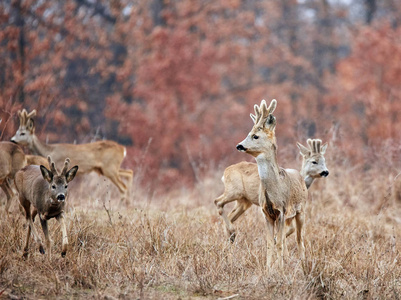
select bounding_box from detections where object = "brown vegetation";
[1,146,401,299]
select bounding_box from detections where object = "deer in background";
[11,109,133,199]
[0,142,26,214]
[298,139,329,189]
[15,156,78,258]
[236,99,308,268]
[215,138,329,243]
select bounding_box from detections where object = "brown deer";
[215,138,329,243]
[236,99,308,268]
[26,155,50,168]
[11,109,132,199]
[15,156,78,258]
[0,141,26,214]
[0,142,53,213]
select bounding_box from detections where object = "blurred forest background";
[1,0,401,191]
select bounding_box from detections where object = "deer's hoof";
[61,251,66,258]
[39,245,45,255]
[22,252,29,259]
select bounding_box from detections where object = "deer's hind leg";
[20,201,44,257]
[103,168,128,199]
[214,191,242,242]
[119,169,133,197]
[295,211,306,260]
[2,179,17,215]
[226,200,252,242]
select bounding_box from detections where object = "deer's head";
[11,109,37,146]
[40,156,78,204]
[297,139,329,178]
[237,99,277,158]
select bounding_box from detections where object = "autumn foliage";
[1,0,401,190]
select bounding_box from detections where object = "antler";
[18,109,26,126]
[253,99,277,128]
[307,139,322,154]
[61,158,71,176]
[17,109,36,126]
[250,99,277,125]
[47,156,58,175]
[26,109,36,119]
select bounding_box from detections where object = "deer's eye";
[253,135,259,140]
[312,161,318,165]
[51,185,56,190]
[65,185,68,189]
[20,132,25,136]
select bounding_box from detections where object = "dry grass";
[1,162,401,300]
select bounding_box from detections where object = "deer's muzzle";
[320,170,329,177]
[236,144,247,152]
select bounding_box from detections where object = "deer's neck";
[255,153,282,194]
[31,135,53,156]
[300,160,314,189]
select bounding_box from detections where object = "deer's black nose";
[57,194,65,201]
[320,170,329,177]
[236,144,246,151]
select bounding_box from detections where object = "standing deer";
[215,138,329,243]
[11,109,132,199]
[236,99,308,268]
[0,141,26,214]
[297,139,329,189]
[15,156,78,258]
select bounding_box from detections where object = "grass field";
[1,158,401,299]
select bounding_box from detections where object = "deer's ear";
[264,114,276,131]
[27,119,35,132]
[297,142,310,157]
[66,166,78,183]
[320,142,328,155]
[40,165,53,183]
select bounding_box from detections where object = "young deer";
[236,99,308,268]
[0,141,26,214]
[215,138,329,242]
[11,109,132,199]
[15,156,78,258]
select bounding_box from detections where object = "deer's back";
[45,140,125,173]
[15,165,49,209]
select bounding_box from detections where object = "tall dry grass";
[1,149,401,299]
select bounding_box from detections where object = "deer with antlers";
[235,99,308,268]
[15,156,78,258]
[11,109,132,199]
[215,138,329,243]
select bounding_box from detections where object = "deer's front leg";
[39,216,51,258]
[57,213,68,257]
[275,210,285,270]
